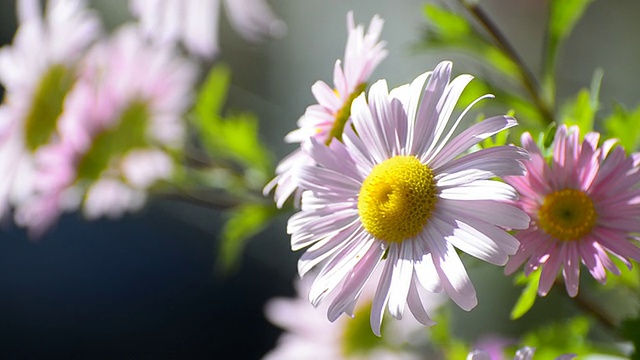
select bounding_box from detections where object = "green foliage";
[193,64,273,181]
[521,317,594,359]
[621,317,640,360]
[190,64,279,273]
[511,269,541,320]
[218,203,276,273]
[422,4,518,80]
[423,4,472,41]
[603,103,640,152]
[431,308,470,360]
[559,68,603,135]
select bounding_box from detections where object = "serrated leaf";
[603,104,640,152]
[218,204,276,273]
[511,269,541,320]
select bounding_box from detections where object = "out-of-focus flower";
[0,0,100,219]
[129,0,286,58]
[287,61,529,335]
[504,125,640,297]
[264,11,388,208]
[264,270,445,360]
[15,26,197,236]
[467,346,576,360]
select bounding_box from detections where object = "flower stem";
[459,0,555,126]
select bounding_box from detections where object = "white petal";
[438,180,518,201]
[387,241,414,319]
[430,115,518,170]
[427,232,477,311]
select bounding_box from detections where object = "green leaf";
[424,4,472,40]
[559,69,603,135]
[212,111,273,177]
[511,269,541,320]
[521,316,594,359]
[603,103,640,152]
[192,63,274,183]
[195,64,231,126]
[548,0,595,43]
[218,203,276,273]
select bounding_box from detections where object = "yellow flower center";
[538,188,597,241]
[358,156,437,243]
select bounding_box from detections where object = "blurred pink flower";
[0,0,100,219]
[16,26,197,236]
[129,0,286,58]
[265,11,388,208]
[264,269,444,360]
[504,125,640,297]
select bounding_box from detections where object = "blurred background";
[0,0,639,358]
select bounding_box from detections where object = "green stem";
[459,1,555,126]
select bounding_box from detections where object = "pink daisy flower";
[288,61,530,335]
[129,0,286,58]
[15,26,197,236]
[264,11,388,208]
[504,125,640,297]
[0,0,100,219]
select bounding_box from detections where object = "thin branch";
[459,1,555,126]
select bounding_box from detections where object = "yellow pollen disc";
[538,188,597,241]
[358,155,437,243]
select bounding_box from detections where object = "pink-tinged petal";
[423,92,492,165]
[576,131,600,190]
[370,255,393,336]
[435,145,528,187]
[427,234,477,311]
[562,242,580,297]
[429,115,518,170]
[438,199,530,230]
[296,166,361,194]
[411,61,453,156]
[438,180,518,201]
[593,227,640,263]
[303,138,360,180]
[289,210,358,251]
[406,277,436,326]
[505,229,551,275]
[578,237,607,283]
[297,222,363,277]
[309,234,376,306]
[413,234,443,292]
[387,241,414,319]
[327,243,383,321]
[538,245,565,296]
[430,213,510,265]
[351,91,389,164]
[311,80,341,111]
